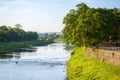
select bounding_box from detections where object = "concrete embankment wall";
[85,47,120,67]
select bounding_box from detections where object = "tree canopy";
[0,25,38,42]
[62,3,120,47]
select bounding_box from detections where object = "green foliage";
[67,47,120,80]
[55,35,63,42]
[62,3,120,46]
[0,40,54,53]
[0,25,38,42]
[39,33,60,40]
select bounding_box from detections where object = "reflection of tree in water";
[0,52,21,59]
[12,53,21,59]
[0,54,14,59]
[64,45,75,51]
[0,48,37,59]
[64,76,69,80]
[14,48,37,53]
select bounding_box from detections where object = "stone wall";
[85,47,120,67]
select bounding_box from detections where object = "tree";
[62,3,120,47]
[0,25,38,42]
[15,24,22,29]
[62,9,78,45]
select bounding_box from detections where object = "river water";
[0,43,72,80]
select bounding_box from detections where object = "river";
[0,43,72,80]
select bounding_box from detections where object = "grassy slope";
[67,47,120,80]
[0,40,54,53]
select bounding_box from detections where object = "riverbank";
[0,40,54,53]
[67,47,120,80]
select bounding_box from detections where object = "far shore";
[0,40,54,53]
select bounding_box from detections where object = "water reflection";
[14,48,37,53]
[0,48,37,59]
[0,54,13,59]
[64,45,75,51]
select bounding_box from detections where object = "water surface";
[0,43,72,80]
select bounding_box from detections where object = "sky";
[0,0,120,32]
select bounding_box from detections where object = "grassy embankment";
[0,40,54,53]
[67,47,120,80]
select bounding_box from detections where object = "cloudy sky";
[0,0,120,32]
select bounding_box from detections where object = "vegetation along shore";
[0,24,55,53]
[62,3,120,80]
[67,47,120,80]
[0,40,54,53]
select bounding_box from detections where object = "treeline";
[0,24,38,42]
[38,33,61,40]
[62,3,120,47]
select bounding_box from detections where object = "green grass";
[0,40,54,53]
[67,47,120,80]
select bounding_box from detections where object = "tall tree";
[62,3,120,47]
